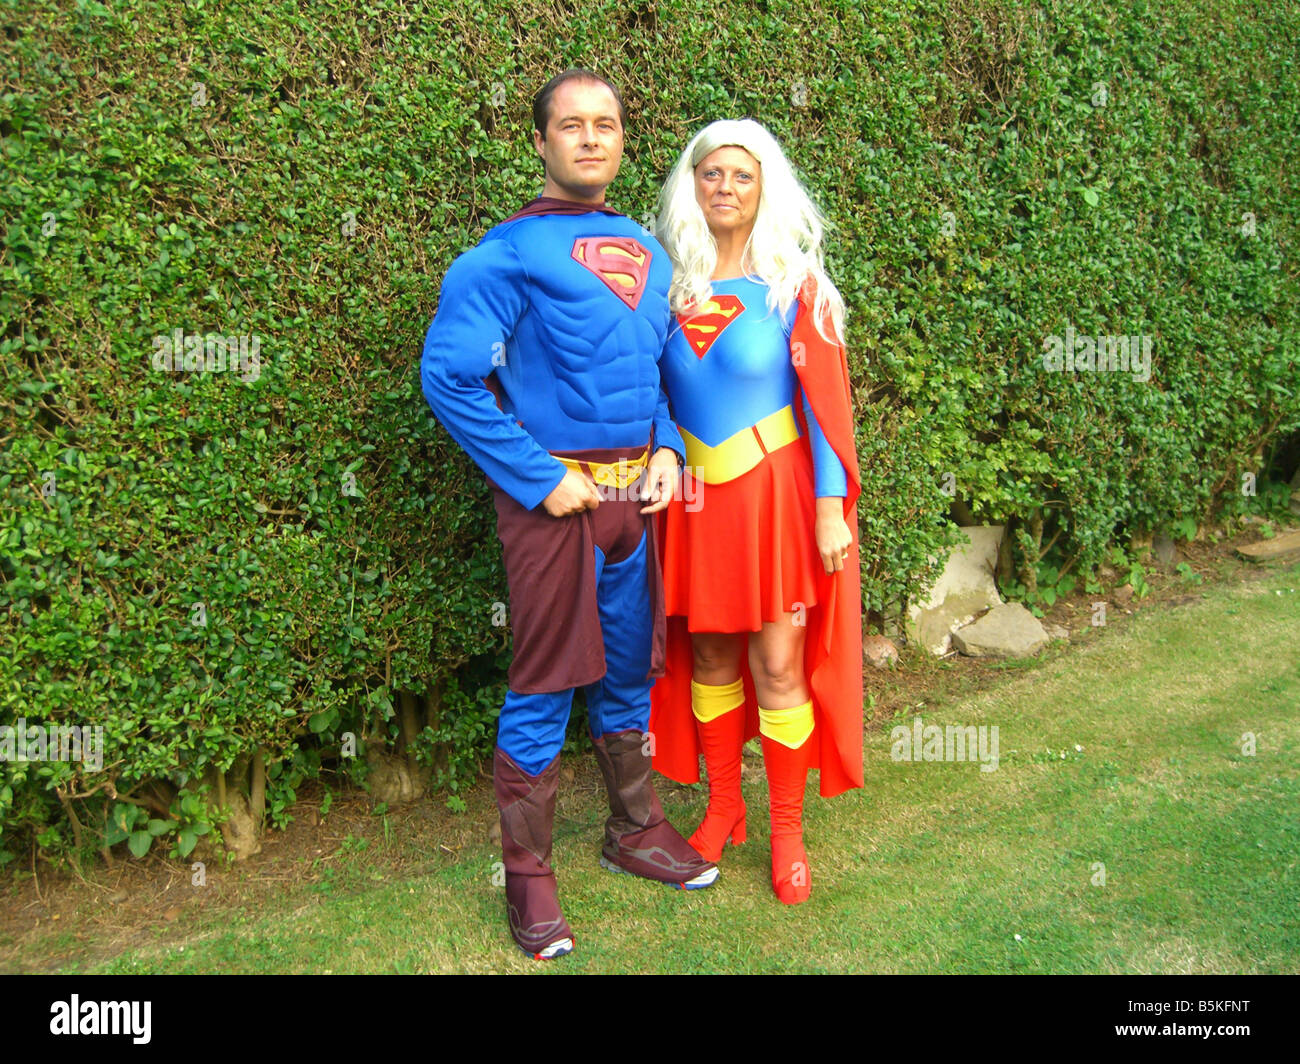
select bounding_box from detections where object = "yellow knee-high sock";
[757,700,814,749]
[691,678,744,723]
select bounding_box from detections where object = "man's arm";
[651,366,686,467]
[420,238,567,510]
[641,328,686,514]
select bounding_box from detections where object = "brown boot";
[494,747,574,959]
[591,730,719,889]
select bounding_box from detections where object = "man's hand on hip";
[639,447,680,515]
[542,468,601,517]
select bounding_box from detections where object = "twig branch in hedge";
[250,747,266,828]
[27,476,54,513]
[1205,414,1284,502]
[112,789,170,817]
[30,842,44,905]
[54,786,85,854]
[58,778,119,801]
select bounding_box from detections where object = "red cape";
[650,278,864,797]
[502,196,625,223]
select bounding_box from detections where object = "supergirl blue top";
[659,276,847,497]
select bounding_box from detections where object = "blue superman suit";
[420,209,683,774]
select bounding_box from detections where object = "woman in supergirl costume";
[650,119,864,904]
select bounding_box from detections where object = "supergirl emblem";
[677,294,746,358]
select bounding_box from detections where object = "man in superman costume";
[420,70,716,962]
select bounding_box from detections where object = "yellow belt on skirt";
[679,406,800,485]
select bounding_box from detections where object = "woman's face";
[693,146,761,239]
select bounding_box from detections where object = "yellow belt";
[679,406,800,485]
[554,447,649,490]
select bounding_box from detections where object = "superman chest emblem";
[677,295,746,358]
[571,236,652,310]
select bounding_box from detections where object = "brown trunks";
[490,443,667,694]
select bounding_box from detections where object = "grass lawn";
[5,562,1297,974]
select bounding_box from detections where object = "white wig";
[655,118,845,342]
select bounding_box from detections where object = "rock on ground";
[906,526,1004,655]
[862,634,900,669]
[952,602,1049,660]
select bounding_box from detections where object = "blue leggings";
[497,532,653,775]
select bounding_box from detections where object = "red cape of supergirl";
[649,277,865,798]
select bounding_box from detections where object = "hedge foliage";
[2,0,1296,861]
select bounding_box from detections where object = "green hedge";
[2,0,1296,862]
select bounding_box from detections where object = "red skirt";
[661,438,821,631]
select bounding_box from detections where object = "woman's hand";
[815,496,852,573]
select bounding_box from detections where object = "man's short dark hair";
[532,68,627,136]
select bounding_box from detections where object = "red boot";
[762,732,813,905]
[688,704,747,863]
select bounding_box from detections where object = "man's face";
[534,80,624,199]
